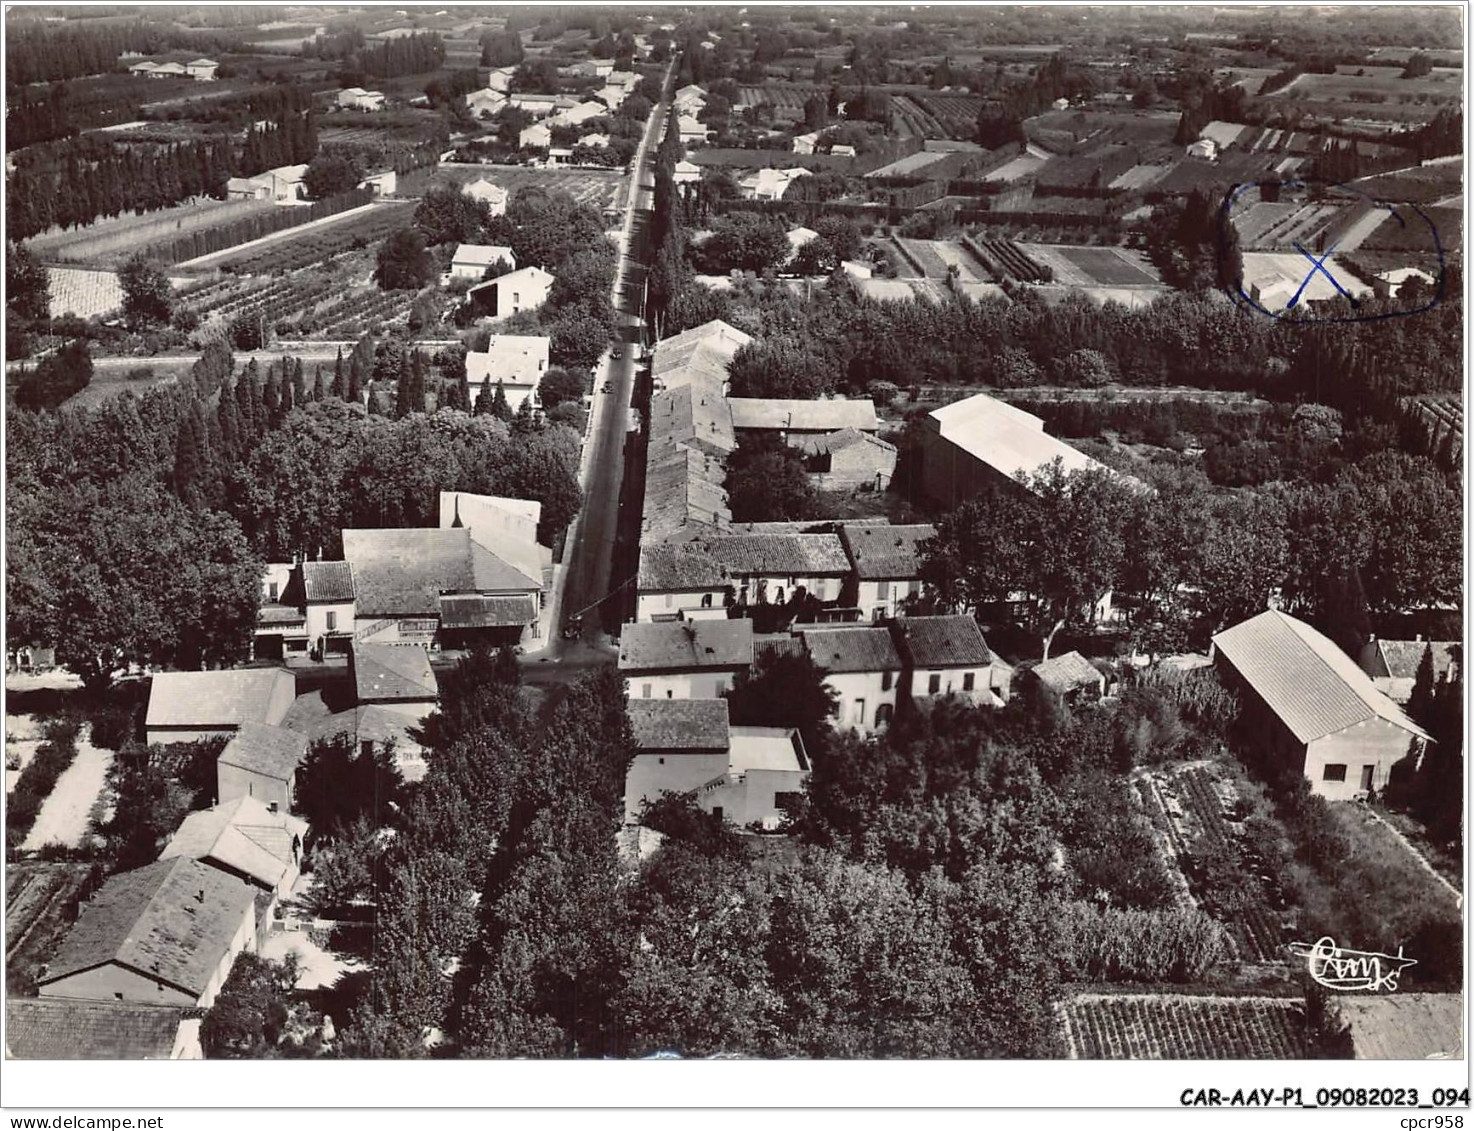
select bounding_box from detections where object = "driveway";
[20,724,112,852]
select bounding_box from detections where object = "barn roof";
[6,998,186,1060]
[928,393,1109,488]
[1339,993,1463,1060]
[894,614,999,669]
[40,858,258,998]
[728,397,878,433]
[1031,651,1106,694]
[145,669,294,731]
[342,528,533,617]
[351,642,438,702]
[619,618,754,672]
[1213,609,1432,745]
[797,625,902,674]
[217,722,309,784]
[300,561,355,603]
[627,698,730,752]
[839,523,936,580]
[159,796,306,891]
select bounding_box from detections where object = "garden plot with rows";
[1131,760,1292,964]
[1060,994,1305,1059]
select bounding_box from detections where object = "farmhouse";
[185,58,218,81]
[794,428,898,491]
[509,92,559,118]
[792,131,821,155]
[462,178,510,215]
[595,83,630,110]
[838,523,935,621]
[129,60,160,76]
[794,625,903,733]
[830,143,857,158]
[449,243,516,280]
[159,795,307,904]
[6,998,200,1060]
[467,265,556,320]
[463,334,550,413]
[919,392,1119,508]
[619,618,755,700]
[674,84,707,112]
[342,526,542,648]
[225,164,308,203]
[1357,638,1460,704]
[738,167,812,201]
[1213,609,1432,801]
[895,614,1013,707]
[785,226,820,261]
[37,858,260,1009]
[519,122,553,150]
[465,88,508,118]
[651,318,752,392]
[673,159,702,185]
[550,101,607,129]
[337,87,386,111]
[274,559,356,660]
[678,115,708,145]
[145,669,296,745]
[216,722,309,813]
[484,66,516,93]
[577,132,611,149]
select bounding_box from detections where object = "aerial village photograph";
[0,0,1467,1100]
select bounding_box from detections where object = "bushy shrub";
[1060,902,1229,983]
[86,702,136,751]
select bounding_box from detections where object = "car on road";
[602,381,614,393]
[610,348,623,360]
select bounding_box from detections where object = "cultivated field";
[6,861,99,993]
[1133,761,1289,964]
[1061,994,1305,1059]
[736,83,822,112]
[1023,244,1163,287]
[891,93,983,140]
[431,164,625,213]
[27,197,275,267]
[178,202,414,274]
[47,269,124,320]
[1277,68,1462,107]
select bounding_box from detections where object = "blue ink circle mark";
[1217,177,1445,323]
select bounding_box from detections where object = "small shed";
[1029,651,1108,703]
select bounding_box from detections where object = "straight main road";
[543,62,673,665]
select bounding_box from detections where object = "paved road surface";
[545,63,672,666]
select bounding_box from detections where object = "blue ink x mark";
[1286,241,1358,309]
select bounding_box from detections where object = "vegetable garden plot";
[1132,762,1289,963]
[1061,994,1304,1059]
[47,268,124,320]
[1023,245,1163,287]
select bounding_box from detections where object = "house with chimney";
[620,618,755,700]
